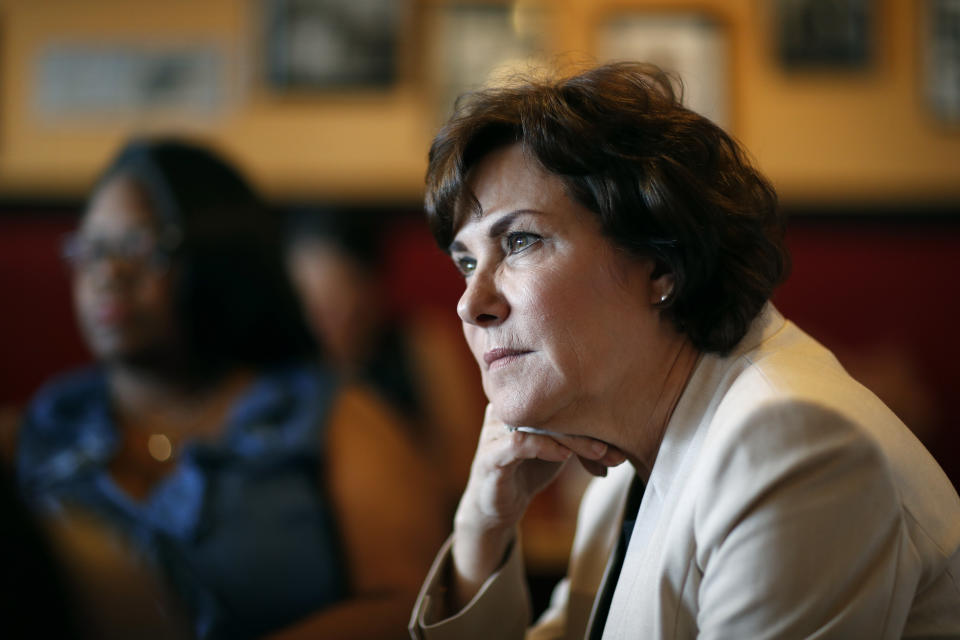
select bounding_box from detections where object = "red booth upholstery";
[1,209,957,488]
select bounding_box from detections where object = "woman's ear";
[650,271,675,305]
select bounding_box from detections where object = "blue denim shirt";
[17,363,347,639]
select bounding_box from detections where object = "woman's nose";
[457,270,509,327]
[81,254,139,290]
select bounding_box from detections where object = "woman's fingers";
[598,444,628,467]
[503,429,574,463]
[577,456,609,477]
[491,427,628,480]
[511,429,628,467]
[470,405,629,513]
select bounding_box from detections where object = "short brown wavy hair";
[425,62,789,354]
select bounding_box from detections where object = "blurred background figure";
[1,465,85,639]
[15,138,445,639]
[285,207,485,514]
[2,463,193,639]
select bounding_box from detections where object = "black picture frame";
[263,0,402,91]
[925,0,960,125]
[775,0,873,70]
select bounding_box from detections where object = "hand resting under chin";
[504,424,626,477]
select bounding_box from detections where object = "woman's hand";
[449,404,626,611]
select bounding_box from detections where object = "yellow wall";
[0,0,433,202]
[1,0,958,205]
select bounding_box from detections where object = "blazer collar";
[646,303,786,507]
[586,303,786,638]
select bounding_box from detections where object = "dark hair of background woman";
[284,204,386,271]
[93,138,314,373]
[425,62,790,354]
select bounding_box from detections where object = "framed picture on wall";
[263,0,405,91]
[773,0,873,69]
[924,0,960,125]
[427,3,549,123]
[34,43,229,120]
[596,12,730,128]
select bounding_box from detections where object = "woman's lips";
[92,300,133,326]
[483,348,532,369]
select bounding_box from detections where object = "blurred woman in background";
[285,209,484,514]
[17,139,444,639]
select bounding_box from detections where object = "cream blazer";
[409,305,960,639]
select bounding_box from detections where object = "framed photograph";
[34,43,228,119]
[427,3,548,122]
[263,0,404,91]
[924,0,960,125]
[774,0,873,69]
[596,12,730,128]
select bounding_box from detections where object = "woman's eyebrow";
[489,209,541,237]
[448,209,542,254]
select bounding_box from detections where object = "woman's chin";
[489,398,536,428]
[490,396,558,431]
[488,380,578,427]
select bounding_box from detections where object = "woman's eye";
[455,256,477,276]
[506,232,540,254]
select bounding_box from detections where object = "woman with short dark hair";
[426,63,787,356]
[409,63,960,639]
[17,138,445,639]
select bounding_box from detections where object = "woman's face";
[450,144,672,433]
[71,176,180,366]
[286,241,380,369]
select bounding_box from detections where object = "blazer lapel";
[559,461,634,639]
[586,305,787,639]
